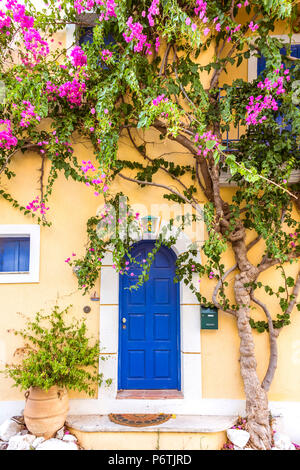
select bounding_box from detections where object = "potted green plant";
[2,305,110,439]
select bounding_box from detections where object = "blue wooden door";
[119,241,180,390]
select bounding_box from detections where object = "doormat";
[109,413,172,427]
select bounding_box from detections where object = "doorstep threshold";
[116,390,184,400]
[66,414,237,434]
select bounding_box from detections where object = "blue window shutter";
[103,32,115,47]
[79,27,94,46]
[79,27,116,47]
[18,239,30,271]
[0,237,30,272]
[291,44,300,58]
[78,27,116,69]
[257,45,300,76]
[257,55,267,76]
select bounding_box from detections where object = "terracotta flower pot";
[24,386,69,439]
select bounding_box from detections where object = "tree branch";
[117,172,202,214]
[285,270,300,317]
[159,43,172,76]
[247,235,262,252]
[258,251,299,273]
[229,0,236,21]
[251,270,300,390]
[210,44,237,89]
[212,264,237,315]
[196,158,212,200]
[0,143,38,176]
[172,46,198,112]
[250,293,278,392]
[210,12,259,90]
[153,120,214,202]
[127,128,200,207]
[38,153,47,224]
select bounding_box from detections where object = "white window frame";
[0,225,40,283]
[248,34,300,82]
[66,24,76,49]
[246,33,300,185]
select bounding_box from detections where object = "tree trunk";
[206,147,273,449]
[234,269,272,450]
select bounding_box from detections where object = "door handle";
[122,318,127,323]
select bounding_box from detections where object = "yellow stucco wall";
[68,428,226,451]
[0,16,299,405]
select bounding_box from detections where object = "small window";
[257,45,300,76]
[0,237,30,273]
[0,225,40,284]
[79,26,94,46]
[256,45,300,132]
[78,26,116,69]
[79,26,115,48]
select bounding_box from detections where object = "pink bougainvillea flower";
[155,36,160,52]
[194,0,207,18]
[45,78,86,106]
[245,75,282,125]
[26,196,49,215]
[0,120,18,149]
[101,49,113,61]
[81,160,96,173]
[69,45,87,67]
[19,101,41,128]
[249,21,259,32]
[152,94,168,106]
[196,130,221,158]
[147,0,160,27]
